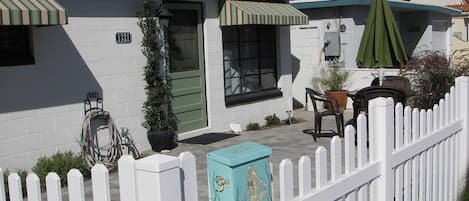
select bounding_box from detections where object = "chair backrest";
[370,76,414,97]
[305,88,339,114]
[358,86,406,102]
[305,88,322,113]
[355,86,406,111]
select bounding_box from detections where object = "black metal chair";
[349,86,406,146]
[370,76,415,97]
[370,76,434,108]
[351,86,407,126]
[304,88,344,141]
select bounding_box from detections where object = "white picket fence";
[0,152,198,201]
[1,76,469,201]
[279,76,469,201]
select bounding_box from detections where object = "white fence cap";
[135,154,179,173]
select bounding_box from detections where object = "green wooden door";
[167,3,207,133]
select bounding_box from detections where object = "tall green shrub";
[138,0,170,131]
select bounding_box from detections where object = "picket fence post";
[67,169,85,201]
[298,156,311,197]
[46,173,63,201]
[26,173,42,201]
[179,152,198,201]
[118,155,137,201]
[8,173,22,201]
[279,159,293,201]
[369,97,394,201]
[0,168,5,201]
[457,76,469,193]
[92,164,110,201]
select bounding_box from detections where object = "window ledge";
[225,89,283,107]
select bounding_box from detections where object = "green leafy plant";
[400,49,469,109]
[314,66,349,91]
[283,117,301,125]
[246,122,260,131]
[2,169,27,199]
[138,0,174,131]
[265,114,281,127]
[32,151,89,188]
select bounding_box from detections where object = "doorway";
[167,2,208,133]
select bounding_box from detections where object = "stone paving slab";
[75,109,353,201]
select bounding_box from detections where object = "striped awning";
[220,1,308,26]
[0,0,67,26]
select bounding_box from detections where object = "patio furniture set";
[305,76,428,141]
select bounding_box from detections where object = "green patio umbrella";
[356,0,408,68]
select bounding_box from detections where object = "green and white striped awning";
[0,0,67,25]
[220,0,308,26]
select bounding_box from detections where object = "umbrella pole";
[379,67,384,86]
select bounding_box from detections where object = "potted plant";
[400,49,469,109]
[138,0,177,152]
[314,64,350,112]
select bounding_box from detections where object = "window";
[0,26,34,66]
[168,9,199,73]
[222,25,281,106]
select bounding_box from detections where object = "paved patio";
[72,109,353,200]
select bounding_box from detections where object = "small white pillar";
[135,154,182,201]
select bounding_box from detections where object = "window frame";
[222,25,281,106]
[0,26,34,67]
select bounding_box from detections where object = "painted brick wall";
[0,17,149,170]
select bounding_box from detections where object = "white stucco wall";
[290,6,451,108]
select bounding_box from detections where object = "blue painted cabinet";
[207,141,272,201]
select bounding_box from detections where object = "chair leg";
[335,115,341,137]
[318,116,322,134]
[313,115,319,141]
[334,113,345,138]
[318,116,322,135]
[341,114,345,137]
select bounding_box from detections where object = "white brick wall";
[0,16,148,170]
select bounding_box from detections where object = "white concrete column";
[135,154,182,201]
[369,97,395,201]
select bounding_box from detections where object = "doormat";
[179,133,240,145]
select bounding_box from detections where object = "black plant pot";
[147,129,178,152]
